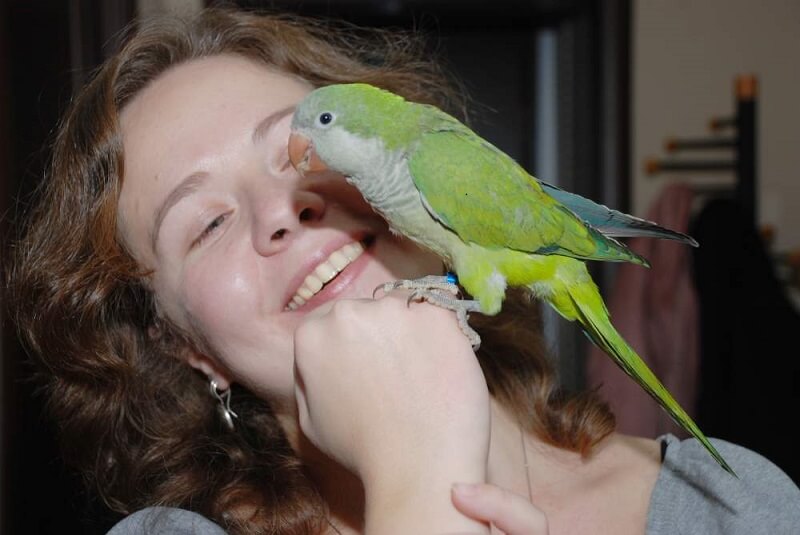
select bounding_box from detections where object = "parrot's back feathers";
[540,182,698,247]
[408,128,648,266]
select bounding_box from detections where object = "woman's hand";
[293,292,491,534]
[452,483,550,535]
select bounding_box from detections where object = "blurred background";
[1,0,798,532]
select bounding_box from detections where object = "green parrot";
[288,83,734,475]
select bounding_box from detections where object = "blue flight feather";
[540,182,698,247]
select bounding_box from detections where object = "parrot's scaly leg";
[406,287,482,349]
[374,274,462,298]
[375,274,483,350]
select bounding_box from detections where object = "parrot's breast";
[319,127,471,265]
[332,140,462,263]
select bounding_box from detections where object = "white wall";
[632,0,800,252]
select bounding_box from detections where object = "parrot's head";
[289,83,409,182]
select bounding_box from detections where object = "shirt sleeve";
[647,434,800,534]
[106,506,227,535]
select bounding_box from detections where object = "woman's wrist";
[364,479,489,535]
[362,456,489,535]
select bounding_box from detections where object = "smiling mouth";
[285,236,375,311]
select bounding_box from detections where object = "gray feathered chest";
[320,128,459,258]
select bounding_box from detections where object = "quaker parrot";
[288,83,734,475]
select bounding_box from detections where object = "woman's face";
[117,54,440,406]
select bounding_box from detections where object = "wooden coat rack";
[645,75,800,291]
[645,74,757,222]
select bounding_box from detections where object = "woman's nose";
[251,189,325,256]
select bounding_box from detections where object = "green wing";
[408,116,643,264]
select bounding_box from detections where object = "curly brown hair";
[5,7,614,534]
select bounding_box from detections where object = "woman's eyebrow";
[252,105,295,144]
[150,171,209,253]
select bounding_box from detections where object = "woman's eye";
[192,213,227,248]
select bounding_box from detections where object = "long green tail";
[564,282,737,476]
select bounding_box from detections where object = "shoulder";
[106,507,227,535]
[647,434,800,534]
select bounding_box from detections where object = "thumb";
[452,483,549,535]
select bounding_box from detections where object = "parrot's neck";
[351,164,462,264]
[329,129,463,262]
[347,161,415,214]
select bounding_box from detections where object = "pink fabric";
[586,183,699,438]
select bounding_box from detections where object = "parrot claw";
[374,275,462,298]
[375,275,483,351]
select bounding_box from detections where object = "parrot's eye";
[318,112,334,126]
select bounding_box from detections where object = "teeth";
[305,274,323,294]
[342,242,364,261]
[328,251,349,271]
[285,241,366,310]
[313,261,338,284]
[297,286,314,300]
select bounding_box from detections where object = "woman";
[6,8,798,535]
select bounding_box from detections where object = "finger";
[451,483,548,535]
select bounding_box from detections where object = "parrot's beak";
[288,132,328,175]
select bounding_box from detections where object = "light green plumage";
[409,129,647,265]
[292,83,736,476]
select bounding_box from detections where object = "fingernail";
[452,483,479,497]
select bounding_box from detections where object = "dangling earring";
[210,380,238,431]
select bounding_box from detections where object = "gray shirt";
[646,434,800,534]
[108,435,800,534]
[107,507,226,535]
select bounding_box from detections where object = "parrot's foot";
[375,275,483,350]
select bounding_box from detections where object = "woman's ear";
[147,312,234,389]
[184,350,233,391]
